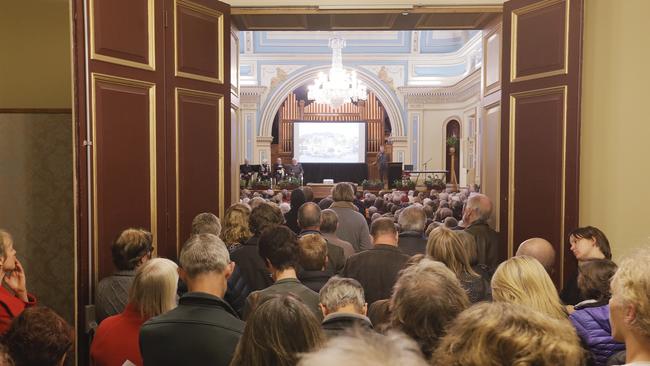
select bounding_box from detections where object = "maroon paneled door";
[166,0,231,254]
[72,0,230,361]
[500,0,583,288]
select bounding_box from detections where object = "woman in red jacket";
[91,258,179,366]
[0,230,36,335]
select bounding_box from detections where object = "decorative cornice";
[240,86,268,104]
[399,69,480,104]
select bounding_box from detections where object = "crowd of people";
[0,182,649,365]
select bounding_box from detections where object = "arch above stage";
[258,65,405,138]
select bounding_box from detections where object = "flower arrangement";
[277,177,301,189]
[361,179,384,189]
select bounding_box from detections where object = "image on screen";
[293,122,366,163]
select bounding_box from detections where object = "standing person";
[609,248,650,366]
[96,228,154,322]
[0,230,36,335]
[231,295,324,366]
[297,203,345,274]
[91,258,179,366]
[139,234,244,366]
[341,218,410,304]
[242,226,321,321]
[562,226,613,305]
[329,183,372,252]
[397,205,428,256]
[318,277,373,338]
[462,194,500,274]
[375,145,388,183]
[569,259,624,366]
[320,209,355,259]
[284,189,306,234]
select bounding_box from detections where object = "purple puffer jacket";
[569,303,625,366]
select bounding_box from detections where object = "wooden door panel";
[175,0,225,83]
[511,0,568,81]
[90,0,155,70]
[509,87,566,255]
[501,0,582,288]
[175,89,224,247]
[91,74,157,281]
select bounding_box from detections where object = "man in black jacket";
[319,276,373,338]
[140,234,243,366]
[341,218,410,304]
[397,205,428,256]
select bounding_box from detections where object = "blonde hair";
[0,230,10,260]
[220,203,253,246]
[434,302,584,366]
[426,227,478,278]
[129,258,178,320]
[611,247,650,338]
[331,182,355,202]
[491,256,567,320]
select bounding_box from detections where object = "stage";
[301,163,368,185]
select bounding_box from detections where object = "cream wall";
[580,0,650,260]
[0,0,72,108]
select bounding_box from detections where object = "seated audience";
[318,197,333,210]
[462,194,499,274]
[230,203,283,293]
[434,207,453,222]
[320,209,355,259]
[397,205,428,256]
[319,277,372,338]
[426,227,490,303]
[389,258,469,358]
[297,203,345,273]
[341,218,410,304]
[609,248,650,365]
[91,258,178,366]
[243,226,321,320]
[515,237,556,276]
[569,259,623,366]
[301,186,314,203]
[96,228,153,323]
[139,234,243,366]
[191,212,221,236]
[220,203,253,250]
[0,230,36,335]
[284,188,306,234]
[329,183,372,252]
[298,330,428,366]
[297,234,334,293]
[443,216,458,229]
[4,306,73,366]
[232,295,324,366]
[433,302,584,365]
[563,226,613,305]
[491,256,567,320]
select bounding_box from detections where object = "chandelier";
[307,36,368,109]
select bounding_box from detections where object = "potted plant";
[252,179,272,190]
[425,175,446,191]
[361,179,383,190]
[446,135,459,154]
[277,176,301,190]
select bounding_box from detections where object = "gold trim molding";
[91,73,158,286]
[510,0,569,83]
[89,0,156,71]
[174,0,225,84]
[174,88,225,253]
[508,85,567,275]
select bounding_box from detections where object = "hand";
[4,259,28,302]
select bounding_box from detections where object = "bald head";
[298,202,321,229]
[516,238,556,275]
[464,194,493,225]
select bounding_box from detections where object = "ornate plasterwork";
[240,86,267,104]
[261,65,304,90]
[400,69,481,105]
